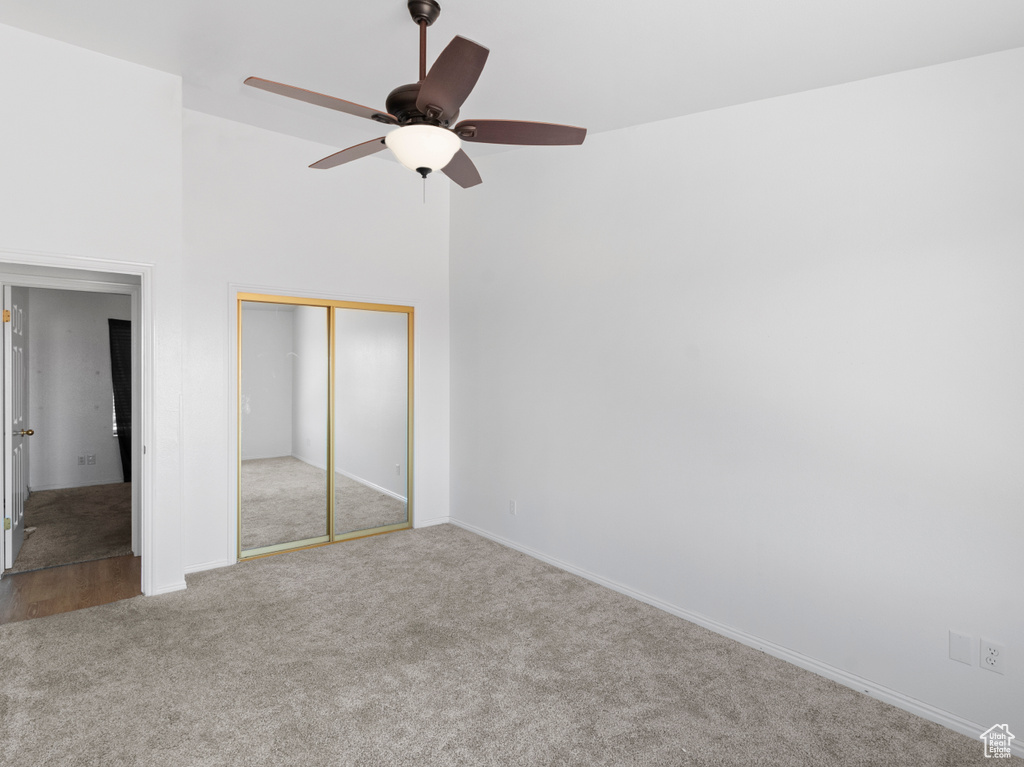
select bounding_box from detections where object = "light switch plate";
[949,630,973,665]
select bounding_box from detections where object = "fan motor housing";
[386,82,457,127]
[407,0,441,26]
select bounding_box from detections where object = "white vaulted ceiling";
[2,0,1024,155]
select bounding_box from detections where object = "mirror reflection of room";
[333,308,408,536]
[238,299,410,557]
[239,302,329,552]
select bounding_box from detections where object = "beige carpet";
[240,456,407,551]
[0,524,1004,766]
[7,482,132,574]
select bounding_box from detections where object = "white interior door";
[3,285,30,569]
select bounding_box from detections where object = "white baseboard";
[184,558,232,575]
[250,455,408,504]
[336,468,406,503]
[30,478,127,492]
[414,515,450,528]
[449,518,1017,757]
[146,579,186,596]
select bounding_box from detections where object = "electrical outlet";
[981,639,1006,674]
[395,464,401,475]
[509,500,517,516]
[87,454,96,465]
[77,455,85,465]
[949,631,973,665]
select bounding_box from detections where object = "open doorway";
[1,268,141,587]
[5,287,133,574]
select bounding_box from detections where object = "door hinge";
[3,518,10,531]
[2,310,9,322]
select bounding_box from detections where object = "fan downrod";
[389,0,457,126]
[407,0,440,26]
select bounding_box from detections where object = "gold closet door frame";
[237,292,414,560]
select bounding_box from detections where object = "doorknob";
[17,429,34,436]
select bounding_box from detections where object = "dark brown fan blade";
[454,120,586,146]
[309,137,387,169]
[416,36,489,124]
[442,149,483,188]
[245,77,397,125]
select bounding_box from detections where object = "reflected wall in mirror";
[238,294,413,559]
[239,301,329,554]
[334,308,409,535]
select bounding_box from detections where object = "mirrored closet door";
[238,294,412,559]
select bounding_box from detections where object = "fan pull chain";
[423,176,427,204]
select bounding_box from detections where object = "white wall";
[239,302,294,460]
[291,304,329,468]
[334,308,409,499]
[450,49,1024,737]
[182,109,451,572]
[0,23,184,594]
[28,288,131,489]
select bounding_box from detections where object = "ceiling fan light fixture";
[244,0,586,189]
[385,124,461,177]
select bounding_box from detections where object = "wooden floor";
[0,555,141,625]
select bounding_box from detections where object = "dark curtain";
[108,319,132,482]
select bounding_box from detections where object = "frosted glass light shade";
[385,125,461,175]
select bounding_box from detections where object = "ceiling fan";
[244,0,586,188]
